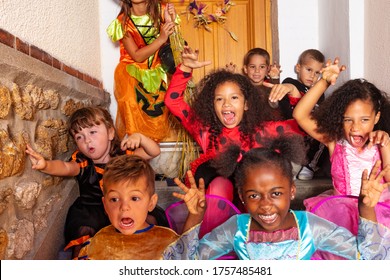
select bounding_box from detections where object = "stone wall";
[0,42,110,259]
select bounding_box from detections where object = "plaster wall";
[0,0,102,80]
[99,0,121,120]
[318,0,351,88]
[364,0,390,93]
[277,0,319,82]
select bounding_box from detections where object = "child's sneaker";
[297,165,314,180]
[291,162,301,181]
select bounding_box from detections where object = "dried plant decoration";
[183,0,238,41]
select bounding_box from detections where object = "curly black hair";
[189,69,279,151]
[312,79,390,142]
[210,134,306,191]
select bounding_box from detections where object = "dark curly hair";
[189,69,280,151]
[312,79,390,142]
[210,134,306,192]
[234,135,306,194]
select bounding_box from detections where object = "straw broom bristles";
[166,5,199,179]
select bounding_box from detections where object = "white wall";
[348,0,364,79]
[99,0,121,119]
[0,0,102,79]
[279,0,365,94]
[364,0,390,93]
[277,0,319,81]
[317,0,351,89]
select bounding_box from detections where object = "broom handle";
[167,0,183,65]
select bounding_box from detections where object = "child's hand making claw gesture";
[179,46,212,72]
[321,57,346,85]
[173,170,206,231]
[359,160,390,221]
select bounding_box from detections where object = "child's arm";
[292,58,346,146]
[368,131,390,182]
[121,133,161,160]
[25,144,79,176]
[172,171,206,232]
[179,46,212,73]
[122,21,176,62]
[164,47,203,135]
[264,82,301,101]
[358,160,390,221]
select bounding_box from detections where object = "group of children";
[24,0,390,260]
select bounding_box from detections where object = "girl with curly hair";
[165,46,304,208]
[293,58,390,258]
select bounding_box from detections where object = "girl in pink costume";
[165,46,304,209]
[293,58,390,257]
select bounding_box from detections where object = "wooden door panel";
[212,1,250,74]
[164,0,272,143]
[170,0,271,82]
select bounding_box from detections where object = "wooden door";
[169,0,273,82]
[163,0,273,148]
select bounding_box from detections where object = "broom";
[166,1,199,180]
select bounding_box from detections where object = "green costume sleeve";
[106,18,124,42]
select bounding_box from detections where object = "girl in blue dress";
[198,135,390,260]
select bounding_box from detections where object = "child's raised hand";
[25,144,47,170]
[368,130,390,149]
[268,61,282,79]
[360,160,390,208]
[121,133,142,151]
[172,170,206,215]
[164,3,176,23]
[180,46,211,71]
[225,62,237,73]
[321,58,346,85]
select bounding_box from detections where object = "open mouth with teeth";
[257,213,278,224]
[350,135,366,147]
[223,111,236,126]
[120,217,134,229]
